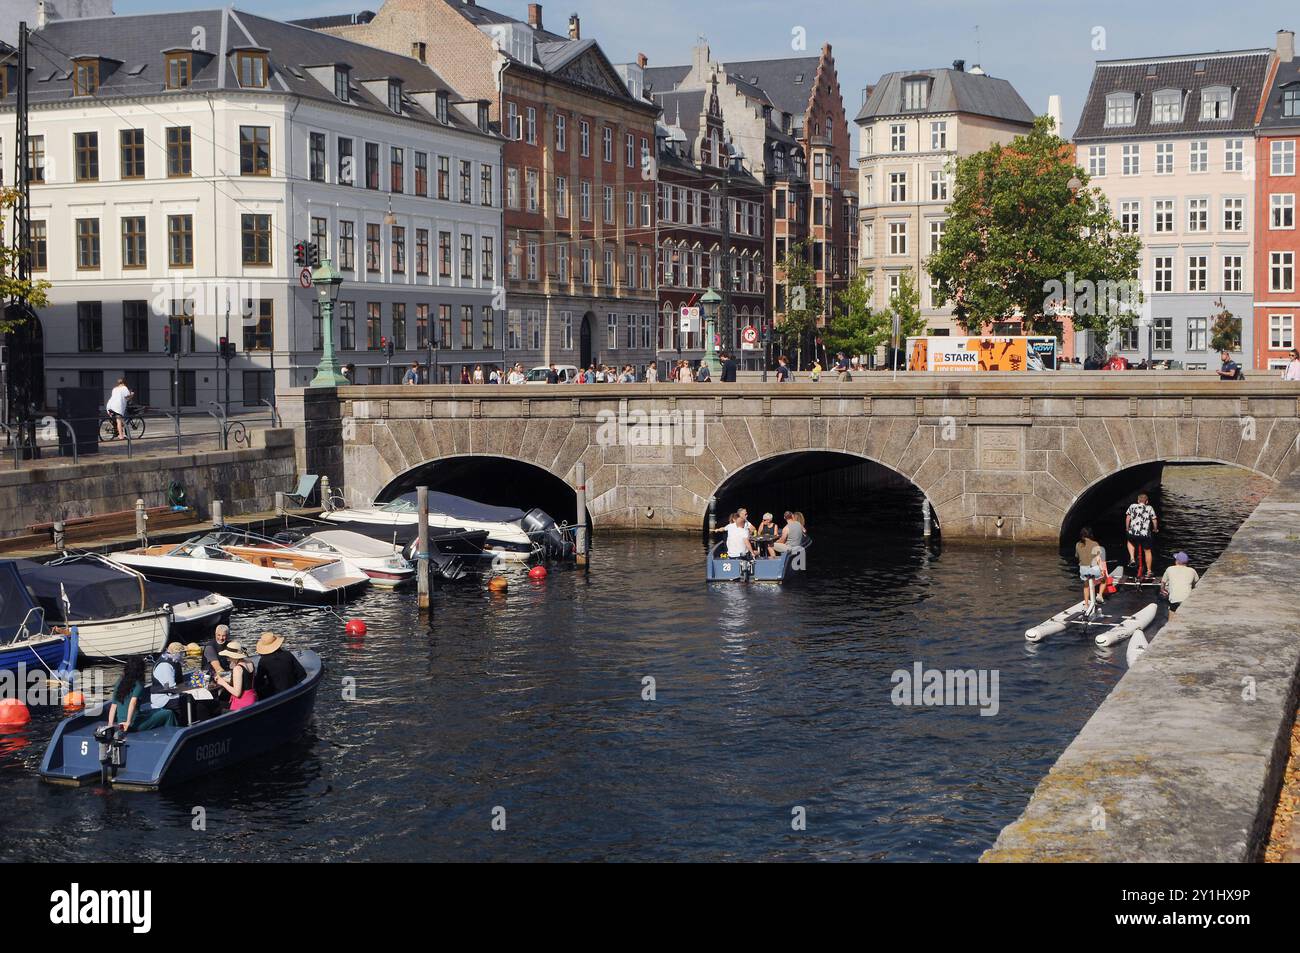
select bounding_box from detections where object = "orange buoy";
[345,619,367,636]
[63,690,86,712]
[528,565,548,581]
[488,575,509,593]
[0,698,31,727]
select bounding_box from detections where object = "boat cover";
[16,558,216,622]
[0,560,46,639]
[379,491,524,523]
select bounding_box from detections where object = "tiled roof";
[1259,54,1300,132]
[1072,50,1272,141]
[646,55,820,118]
[855,67,1035,125]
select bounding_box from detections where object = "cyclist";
[106,378,133,440]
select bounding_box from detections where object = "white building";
[0,7,503,411]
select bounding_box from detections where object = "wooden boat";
[705,537,811,583]
[0,560,79,677]
[40,649,323,790]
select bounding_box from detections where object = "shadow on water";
[0,464,1272,862]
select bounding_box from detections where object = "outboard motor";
[521,508,573,561]
[94,724,127,784]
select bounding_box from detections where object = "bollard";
[708,496,717,536]
[416,485,430,615]
[135,499,147,542]
[211,499,224,528]
[574,462,588,567]
[275,491,286,516]
[320,475,332,511]
[922,498,932,538]
[53,519,65,551]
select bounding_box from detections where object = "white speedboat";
[322,491,571,563]
[274,529,415,588]
[110,533,370,605]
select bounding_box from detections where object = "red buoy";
[488,575,509,593]
[345,619,367,636]
[63,690,86,712]
[528,565,548,581]
[0,698,30,727]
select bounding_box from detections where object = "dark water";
[0,465,1270,862]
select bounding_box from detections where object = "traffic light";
[307,242,321,268]
[294,242,307,267]
[218,337,236,362]
[382,336,394,359]
[163,324,179,356]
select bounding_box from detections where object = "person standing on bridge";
[1283,348,1300,381]
[775,356,791,383]
[403,362,421,385]
[1217,351,1244,381]
[1125,493,1159,580]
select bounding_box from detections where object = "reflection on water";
[0,465,1271,862]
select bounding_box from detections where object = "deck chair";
[286,474,319,508]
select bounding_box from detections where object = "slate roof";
[645,55,819,119]
[1072,49,1272,141]
[854,67,1035,125]
[3,7,491,137]
[1258,53,1300,132]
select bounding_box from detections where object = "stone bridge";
[280,376,1300,542]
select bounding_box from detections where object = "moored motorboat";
[272,529,415,588]
[705,537,811,583]
[0,560,79,677]
[39,649,324,790]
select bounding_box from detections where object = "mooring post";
[320,475,332,511]
[922,498,932,538]
[135,498,147,543]
[708,496,717,535]
[275,491,286,516]
[574,462,588,567]
[53,519,65,551]
[417,485,430,615]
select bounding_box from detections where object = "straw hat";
[165,641,184,656]
[219,640,248,661]
[255,632,284,655]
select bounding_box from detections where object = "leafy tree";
[0,187,52,332]
[826,268,927,365]
[1210,301,1242,353]
[926,115,1142,338]
[776,241,818,368]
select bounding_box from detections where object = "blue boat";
[0,560,77,678]
[39,650,324,790]
[705,537,811,583]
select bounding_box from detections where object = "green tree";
[0,187,52,332]
[1210,301,1242,353]
[826,269,926,364]
[776,241,818,368]
[926,116,1142,338]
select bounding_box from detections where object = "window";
[481,164,493,206]
[1187,197,1208,232]
[1225,138,1244,173]
[604,185,614,223]
[888,221,907,255]
[388,81,403,115]
[1154,199,1174,233]
[606,313,617,350]
[1223,196,1244,232]
[1187,255,1207,292]
[1187,316,1207,351]
[626,189,636,227]
[26,136,45,182]
[1119,326,1139,351]
[166,52,191,89]
[626,132,635,167]
[72,58,99,96]
[76,218,101,269]
[1153,255,1173,292]
[1105,92,1136,126]
[67,132,100,186]
[439,232,452,278]
[438,156,450,200]
[931,121,947,150]
[1272,251,1295,292]
[1155,141,1174,175]
[120,129,145,178]
[481,236,494,282]
[365,142,380,189]
[1152,89,1182,123]
[506,102,519,141]
[435,92,448,124]
[902,78,928,111]
[580,120,590,156]
[311,217,327,262]
[415,305,429,349]
[1271,193,1295,229]
[334,67,350,102]
[928,220,944,254]
[581,246,592,284]
[338,221,355,271]
[890,123,906,152]
[168,214,193,267]
[527,170,539,213]
[1223,255,1243,292]
[1201,86,1231,119]
[929,170,947,201]
[337,301,355,350]
[1122,143,1140,176]
[391,226,405,273]
[603,126,613,162]
[390,147,404,193]
[77,302,103,351]
[463,234,476,281]
[309,132,326,182]
[1189,140,1208,173]
[1119,199,1140,234]
[366,303,382,349]
[391,303,406,351]
[641,192,652,228]
[242,372,273,408]
[338,137,354,185]
[457,160,471,203]
[526,107,536,144]
[1272,140,1296,176]
[121,216,146,268]
[123,300,149,352]
[555,114,566,151]
[238,52,268,89]
[1284,89,1300,119]
[603,247,614,286]
[243,299,273,351]
[580,180,591,219]
[239,126,270,176]
[459,306,474,349]
[1153,316,1173,351]
[167,127,191,176]
[367,224,382,272]
[1088,145,1106,177]
[1271,314,1295,349]
[889,171,907,202]
[409,151,427,196]
[505,168,518,209]
[240,214,271,265]
[29,220,47,270]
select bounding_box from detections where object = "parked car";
[525,365,581,384]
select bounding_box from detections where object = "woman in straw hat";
[212,640,257,712]
[251,632,306,701]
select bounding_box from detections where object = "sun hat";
[219,640,248,661]
[255,632,285,655]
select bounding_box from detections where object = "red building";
[1254,30,1299,371]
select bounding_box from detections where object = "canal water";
[0,464,1270,861]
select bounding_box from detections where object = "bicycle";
[100,404,148,442]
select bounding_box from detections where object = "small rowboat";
[706,537,811,583]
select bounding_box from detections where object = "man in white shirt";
[106,378,133,439]
[724,512,755,559]
[1160,552,1200,616]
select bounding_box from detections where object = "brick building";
[309,0,660,373]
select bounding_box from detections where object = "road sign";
[741,325,758,346]
[679,306,700,335]
[299,268,313,289]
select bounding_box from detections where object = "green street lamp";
[701,287,722,378]
[309,258,350,388]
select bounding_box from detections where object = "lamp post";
[701,288,722,378]
[309,259,349,387]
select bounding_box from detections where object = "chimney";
[1279,29,1296,64]
[691,41,710,79]
[568,13,580,40]
[36,0,47,28]
[637,52,648,68]
[1047,94,1062,133]
[527,3,542,30]
[952,59,965,72]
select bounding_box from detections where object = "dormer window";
[1105,91,1136,126]
[165,51,191,90]
[477,100,490,133]
[0,64,10,99]
[1151,88,1183,123]
[334,66,350,102]
[237,52,268,89]
[902,77,929,111]
[1200,85,1232,119]
[72,58,100,96]
[435,90,448,124]
[387,80,403,114]
[1284,86,1300,118]
[411,42,426,63]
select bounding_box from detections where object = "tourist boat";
[323,491,573,564]
[0,560,79,676]
[705,537,811,583]
[17,555,233,661]
[109,533,370,604]
[39,649,324,790]
[1025,566,1160,645]
[271,529,415,588]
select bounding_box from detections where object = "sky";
[104,0,1296,149]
